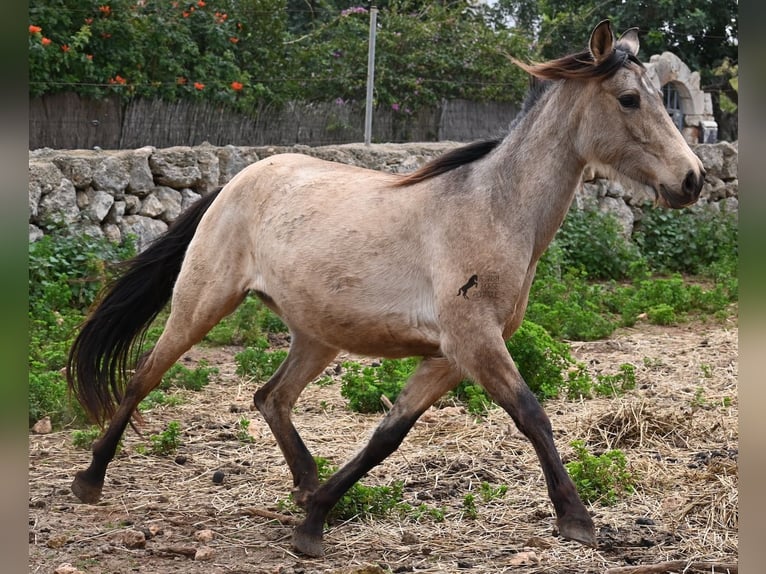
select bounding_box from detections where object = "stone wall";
[29,141,738,251]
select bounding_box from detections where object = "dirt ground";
[29,318,738,574]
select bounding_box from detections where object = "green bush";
[160,360,219,391]
[28,230,135,427]
[204,294,286,346]
[554,208,644,280]
[234,337,288,382]
[340,358,419,413]
[565,440,635,505]
[634,204,738,275]
[506,321,582,401]
[278,456,405,524]
[147,421,182,456]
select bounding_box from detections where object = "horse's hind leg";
[72,272,247,503]
[292,356,462,557]
[254,331,338,508]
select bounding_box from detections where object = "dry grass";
[29,321,737,574]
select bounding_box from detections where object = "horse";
[66,20,704,557]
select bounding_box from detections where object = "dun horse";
[67,20,704,557]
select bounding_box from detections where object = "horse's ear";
[589,19,615,63]
[617,27,640,57]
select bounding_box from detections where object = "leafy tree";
[496,0,737,125]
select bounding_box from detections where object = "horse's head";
[519,20,705,209]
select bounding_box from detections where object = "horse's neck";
[481,89,586,258]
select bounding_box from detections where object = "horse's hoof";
[292,524,325,557]
[558,514,597,548]
[71,471,103,504]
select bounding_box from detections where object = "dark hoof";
[558,514,597,548]
[71,471,103,504]
[292,524,325,557]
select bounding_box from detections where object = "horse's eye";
[618,94,640,109]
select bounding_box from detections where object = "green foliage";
[301,457,405,523]
[340,358,419,413]
[235,338,288,381]
[71,425,101,450]
[451,380,495,416]
[506,320,580,401]
[204,294,286,346]
[554,209,644,281]
[565,440,635,505]
[594,364,637,397]
[146,421,182,456]
[28,0,531,113]
[634,205,738,276]
[235,416,254,443]
[139,389,184,411]
[28,229,135,427]
[528,245,617,340]
[160,360,218,391]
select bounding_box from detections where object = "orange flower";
[229,36,239,44]
[41,37,52,46]
[86,54,93,61]
[85,17,93,25]
[176,76,187,85]
[99,5,111,16]
[108,75,127,85]
[182,10,190,17]
[29,25,42,34]
[194,82,205,90]
[231,81,243,91]
[61,44,70,52]
[197,1,206,7]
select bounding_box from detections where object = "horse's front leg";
[448,332,596,547]
[292,356,462,557]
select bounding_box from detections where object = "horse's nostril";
[684,170,703,197]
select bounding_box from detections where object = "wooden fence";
[29,93,519,150]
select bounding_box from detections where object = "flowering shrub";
[28,1,531,112]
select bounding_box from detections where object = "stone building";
[643,52,718,144]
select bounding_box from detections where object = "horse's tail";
[66,188,223,427]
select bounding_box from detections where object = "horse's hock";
[28,141,738,250]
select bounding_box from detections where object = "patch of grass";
[565,440,635,505]
[594,363,637,397]
[234,337,288,382]
[139,389,184,411]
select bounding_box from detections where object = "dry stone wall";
[29,141,738,251]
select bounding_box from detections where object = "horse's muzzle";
[659,168,705,209]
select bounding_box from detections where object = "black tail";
[66,188,222,426]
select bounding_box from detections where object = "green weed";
[204,294,287,346]
[72,426,101,450]
[146,421,182,456]
[161,360,218,391]
[340,358,419,413]
[565,440,635,505]
[235,338,288,382]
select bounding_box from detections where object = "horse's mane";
[394,42,641,188]
[391,139,502,188]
